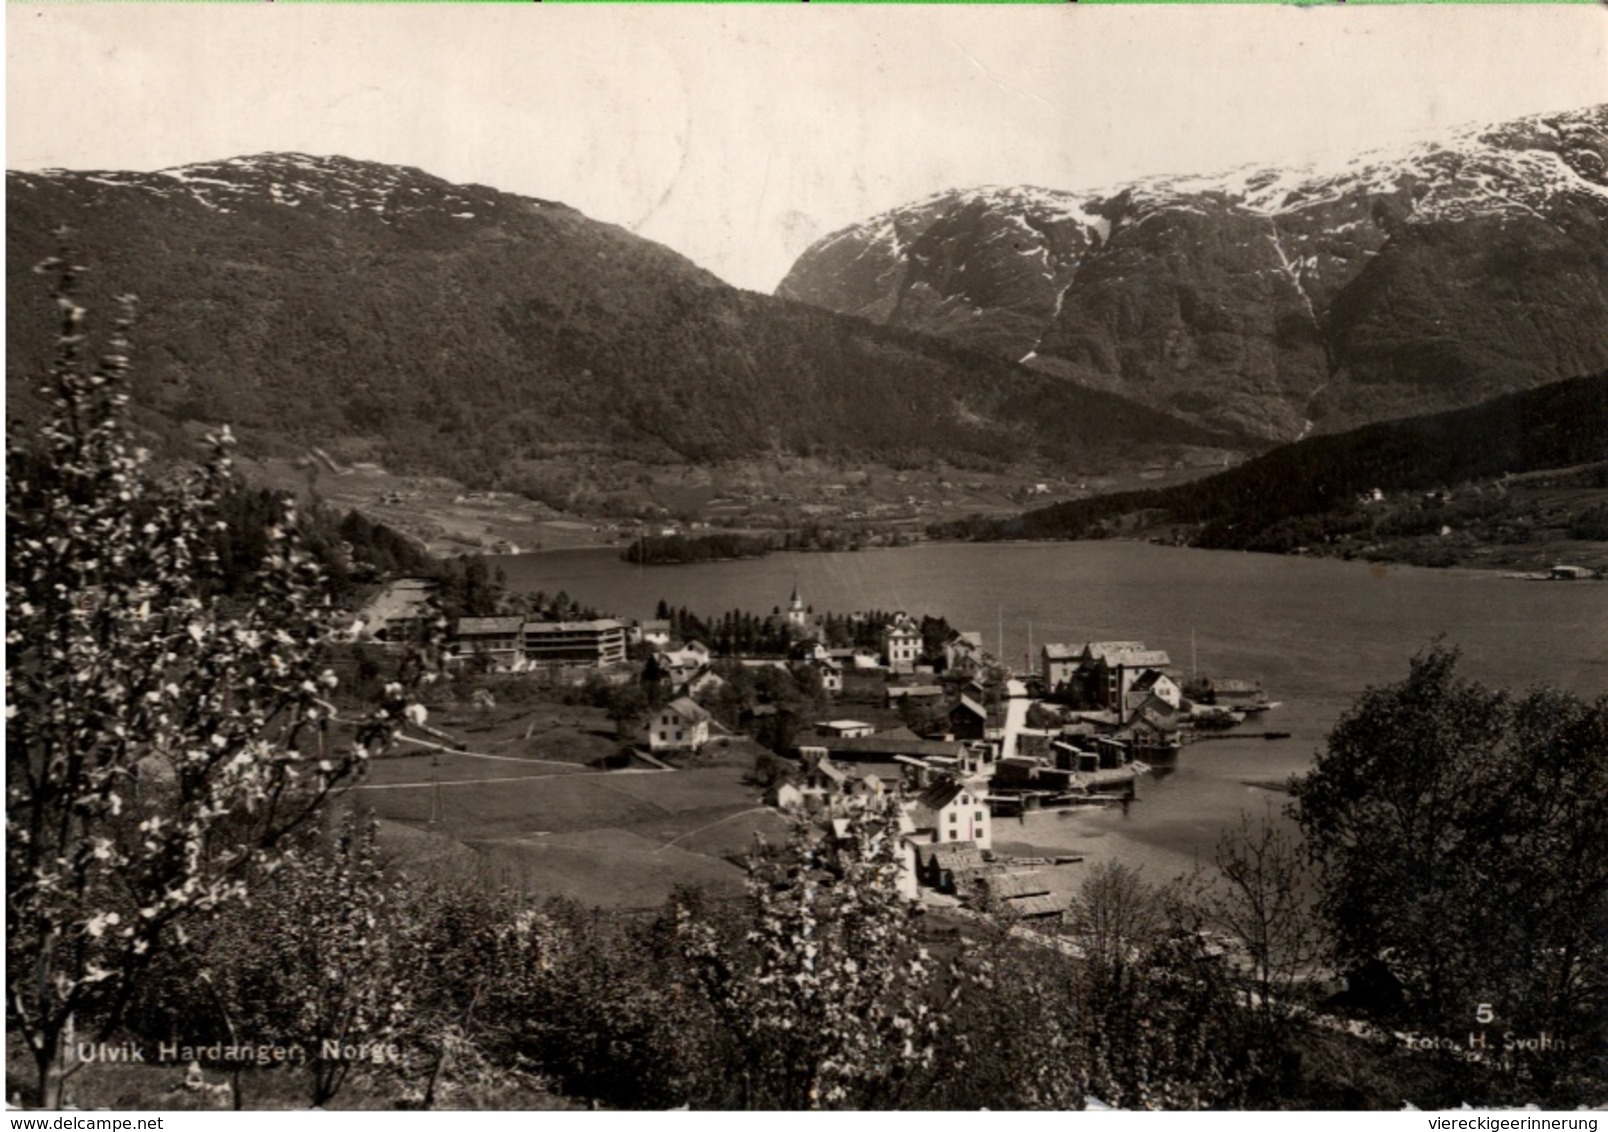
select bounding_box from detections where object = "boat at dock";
[1239,701,1282,714]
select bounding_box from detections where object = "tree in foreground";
[5,255,422,1107]
[679,796,945,1108]
[1292,644,1608,1101]
[1062,861,1248,1108]
[195,806,415,1107]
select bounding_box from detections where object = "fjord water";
[499,541,1608,880]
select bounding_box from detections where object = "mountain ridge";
[778,103,1608,443]
[6,152,1243,497]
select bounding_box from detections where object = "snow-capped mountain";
[8,152,539,220]
[778,104,1608,441]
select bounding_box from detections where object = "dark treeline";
[623,531,773,565]
[652,602,949,660]
[932,373,1608,551]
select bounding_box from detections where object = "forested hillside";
[933,374,1608,560]
[7,155,1236,493]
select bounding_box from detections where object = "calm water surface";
[498,541,1608,881]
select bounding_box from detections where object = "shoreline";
[496,533,1603,582]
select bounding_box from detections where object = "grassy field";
[352,689,781,909]
[471,829,752,907]
[366,764,778,906]
[362,751,595,787]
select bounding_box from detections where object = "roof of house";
[456,616,523,635]
[1068,710,1123,727]
[950,696,987,719]
[1132,698,1182,731]
[927,843,986,872]
[978,872,1051,900]
[1129,669,1171,692]
[816,735,967,761]
[1042,643,1082,660]
[1116,650,1171,668]
[1015,733,1055,759]
[1004,893,1066,918]
[814,760,848,784]
[953,632,984,649]
[886,685,944,699]
[524,618,626,634]
[916,778,972,812]
[1083,641,1147,660]
[665,697,712,722]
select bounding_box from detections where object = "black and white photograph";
[6,2,1607,1115]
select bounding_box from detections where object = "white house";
[1121,669,1182,718]
[906,776,992,851]
[883,613,921,674]
[649,697,712,754]
[632,619,673,647]
[816,720,876,739]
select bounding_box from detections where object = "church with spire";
[786,580,808,634]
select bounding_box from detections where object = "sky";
[7,5,1606,292]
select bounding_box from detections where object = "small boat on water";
[1263,731,1292,741]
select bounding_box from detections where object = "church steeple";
[786,577,806,630]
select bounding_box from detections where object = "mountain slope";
[7,154,1239,492]
[779,104,1608,443]
[932,373,1608,564]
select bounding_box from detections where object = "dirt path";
[653,806,776,853]
[391,732,593,769]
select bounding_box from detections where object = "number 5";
[1476,1004,1494,1024]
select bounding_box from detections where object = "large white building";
[451,616,628,670]
[883,612,921,674]
[521,619,628,668]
